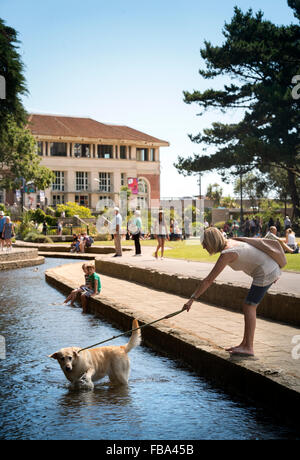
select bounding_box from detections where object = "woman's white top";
[221,242,281,287]
[288,233,296,246]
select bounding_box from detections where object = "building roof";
[28,114,169,146]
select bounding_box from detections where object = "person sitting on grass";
[64,263,90,306]
[80,264,101,313]
[265,226,298,254]
[285,228,299,253]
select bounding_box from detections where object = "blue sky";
[1,0,296,198]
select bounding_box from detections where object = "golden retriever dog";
[49,319,141,389]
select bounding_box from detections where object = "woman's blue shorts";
[245,283,273,306]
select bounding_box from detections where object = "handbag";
[233,237,287,268]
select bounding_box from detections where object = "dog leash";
[78,308,185,353]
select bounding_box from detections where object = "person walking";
[183,227,284,356]
[2,216,14,251]
[42,220,48,236]
[111,207,123,257]
[0,210,7,251]
[154,210,169,259]
[275,218,281,236]
[284,215,292,231]
[130,210,142,256]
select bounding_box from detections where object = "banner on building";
[127,177,138,195]
[16,190,21,202]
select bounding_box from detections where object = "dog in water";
[49,319,141,389]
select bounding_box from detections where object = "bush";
[56,202,93,218]
[16,212,36,240]
[214,221,226,229]
[24,231,53,243]
[45,215,58,227]
[0,204,10,216]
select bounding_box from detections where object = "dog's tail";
[124,319,141,353]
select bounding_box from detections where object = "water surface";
[0,258,298,440]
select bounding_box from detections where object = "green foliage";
[0,203,10,216]
[24,231,53,243]
[45,215,58,227]
[0,19,54,193]
[15,211,35,239]
[0,18,27,129]
[28,208,46,224]
[206,183,223,207]
[220,196,237,208]
[0,116,55,190]
[56,202,92,218]
[175,5,300,217]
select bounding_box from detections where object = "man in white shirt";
[265,226,294,253]
[111,207,123,257]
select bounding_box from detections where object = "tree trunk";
[288,170,300,219]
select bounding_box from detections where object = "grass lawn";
[164,240,300,273]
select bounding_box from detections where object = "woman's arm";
[183,251,237,312]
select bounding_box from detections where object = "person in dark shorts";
[183,227,282,356]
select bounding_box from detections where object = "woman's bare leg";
[226,303,256,355]
[155,239,161,258]
[161,239,165,258]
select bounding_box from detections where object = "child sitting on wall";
[80,264,101,313]
[64,263,91,306]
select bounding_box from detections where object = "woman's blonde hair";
[202,227,227,255]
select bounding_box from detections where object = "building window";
[121,173,126,187]
[52,194,65,206]
[36,141,43,156]
[137,196,147,209]
[138,178,148,194]
[120,146,126,159]
[150,148,155,161]
[98,196,111,209]
[97,145,113,159]
[52,171,65,191]
[75,195,89,207]
[50,142,67,157]
[137,179,148,209]
[136,148,149,161]
[74,144,90,158]
[128,146,131,159]
[76,172,89,191]
[98,172,112,192]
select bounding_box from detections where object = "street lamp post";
[19,178,34,213]
[240,172,244,227]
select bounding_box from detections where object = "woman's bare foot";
[229,345,254,356]
[225,343,243,352]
